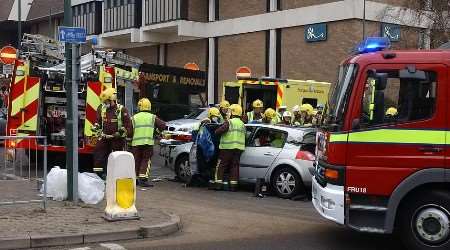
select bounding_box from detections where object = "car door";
[239,127,286,182]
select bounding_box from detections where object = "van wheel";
[175,154,191,183]
[398,190,450,250]
[271,166,304,199]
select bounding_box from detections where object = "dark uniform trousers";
[215,149,242,186]
[131,145,153,178]
[93,138,125,175]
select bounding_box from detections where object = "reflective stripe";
[133,124,154,129]
[220,140,245,146]
[230,180,238,185]
[247,111,254,122]
[93,168,103,172]
[330,129,446,144]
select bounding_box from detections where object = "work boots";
[137,178,154,187]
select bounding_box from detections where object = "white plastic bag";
[43,166,68,201]
[78,172,105,204]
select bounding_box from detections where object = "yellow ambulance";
[222,77,331,112]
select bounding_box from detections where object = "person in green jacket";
[130,98,166,187]
[214,104,246,192]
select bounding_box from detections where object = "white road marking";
[70,247,91,250]
[100,243,127,250]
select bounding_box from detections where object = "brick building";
[0,0,429,104]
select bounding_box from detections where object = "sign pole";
[71,44,80,203]
[63,0,76,202]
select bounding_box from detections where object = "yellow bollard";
[103,151,139,221]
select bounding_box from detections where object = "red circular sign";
[236,66,252,79]
[184,62,200,71]
[0,46,17,65]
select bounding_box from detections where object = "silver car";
[166,123,317,199]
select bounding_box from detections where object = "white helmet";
[292,105,300,113]
[283,111,292,118]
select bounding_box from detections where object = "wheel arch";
[385,168,450,234]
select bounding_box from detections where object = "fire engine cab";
[312,37,450,250]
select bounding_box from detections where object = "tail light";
[173,134,192,142]
[296,150,315,161]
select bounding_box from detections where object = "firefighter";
[300,104,314,126]
[385,107,398,123]
[244,99,264,123]
[214,104,245,192]
[292,105,302,126]
[276,106,287,124]
[200,107,223,189]
[130,98,166,187]
[219,100,230,122]
[93,88,131,179]
[281,111,293,126]
[262,108,277,124]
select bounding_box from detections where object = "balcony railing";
[144,0,188,25]
[72,1,102,35]
[104,0,142,33]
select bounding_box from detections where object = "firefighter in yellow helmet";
[385,107,398,123]
[243,99,264,123]
[129,98,166,187]
[219,100,230,121]
[292,105,302,126]
[262,108,277,124]
[93,88,131,178]
[214,104,245,191]
[300,103,314,126]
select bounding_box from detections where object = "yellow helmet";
[100,88,117,102]
[386,107,398,116]
[208,107,221,118]
[300,104,314,116]
[219,100,230,109]
[292,105,300,113]
[137,98,151,111]
[230,104,243,117]
[252,99,264,108]
[264,108,276,120]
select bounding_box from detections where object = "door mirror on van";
[375,73,388,91]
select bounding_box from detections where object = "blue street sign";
[381,23,401,42]
[58,26,87,44]
[305,23,327,42]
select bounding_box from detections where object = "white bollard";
[104,151,139,221]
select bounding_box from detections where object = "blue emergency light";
[355,37,391,54]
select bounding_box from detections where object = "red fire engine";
[312,37,450,250]
[6,34,141,167]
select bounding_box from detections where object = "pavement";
[0,179,181,249]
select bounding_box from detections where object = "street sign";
[0,46,17,64]
[305,23,327,42]
[58,26,87,44]
[2,64,14,75]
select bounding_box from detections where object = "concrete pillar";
[207,0,217,104]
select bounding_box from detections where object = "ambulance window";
[302,98,317,108]
[360,70,437,127]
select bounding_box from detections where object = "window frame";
[248,127,288,149]
[358,66,439,129]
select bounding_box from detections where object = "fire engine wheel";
[271,166,303,199]
[399,190,450,250]
[175,154,191,183]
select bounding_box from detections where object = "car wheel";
[271,166,303,199]
[398,190,450,250]
[175,154,191,183]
